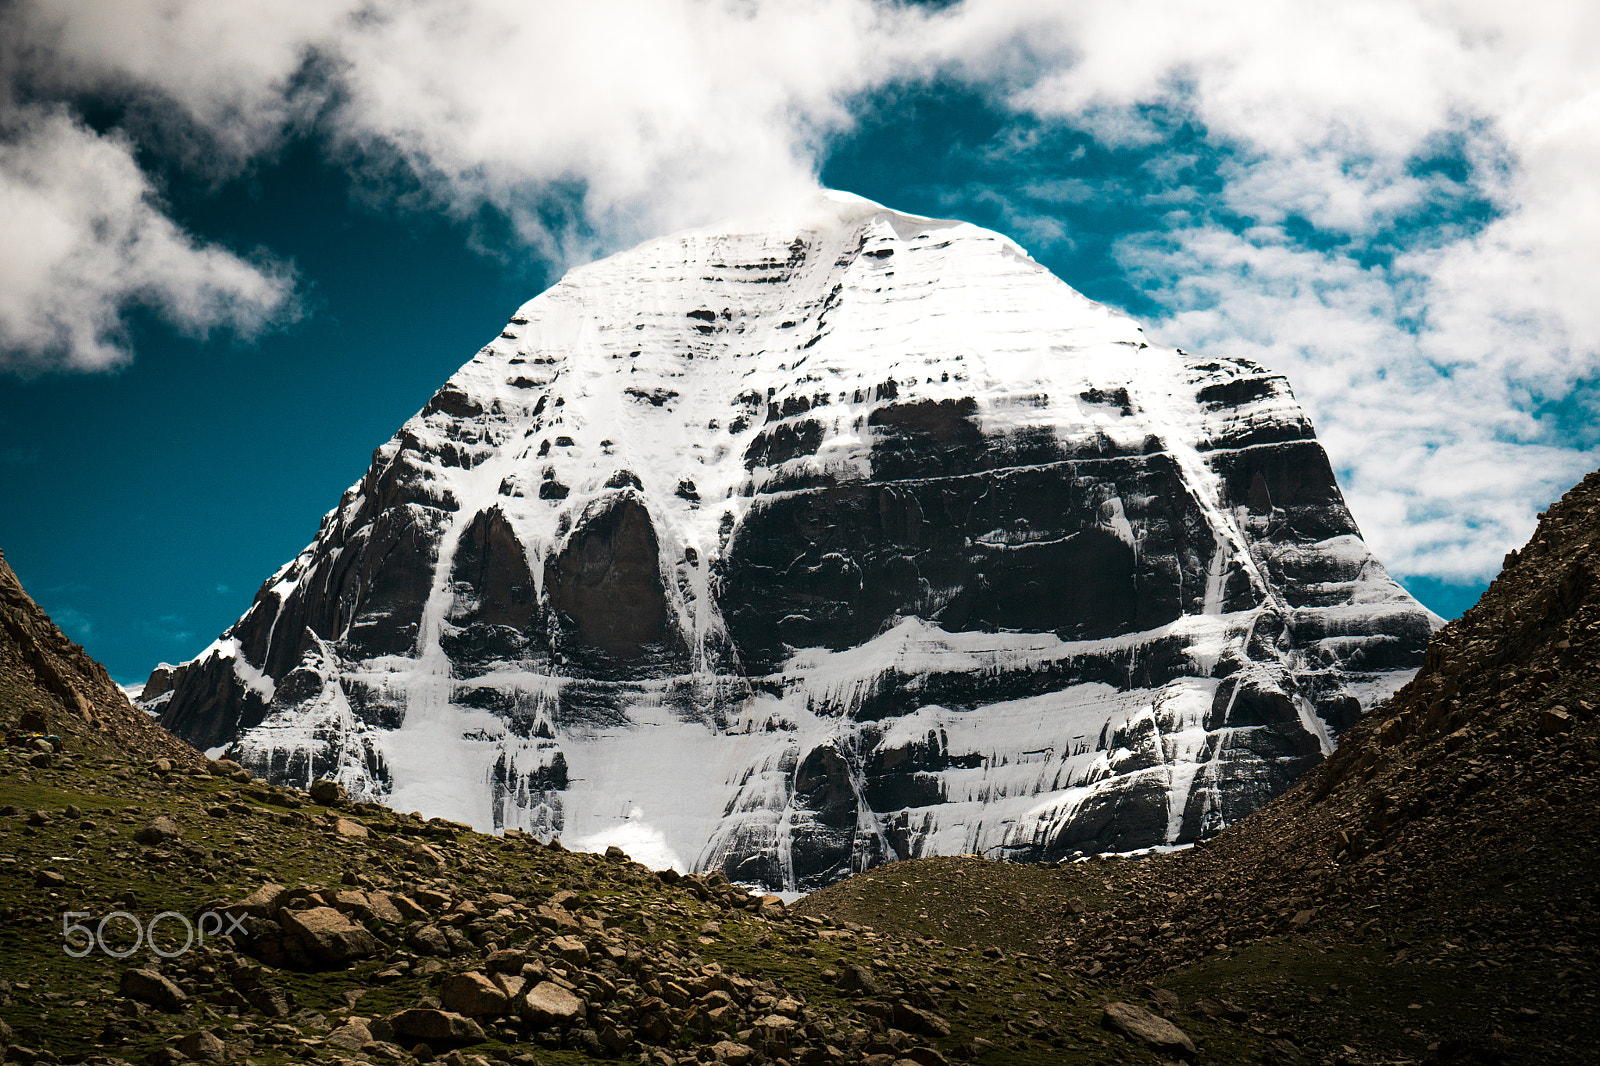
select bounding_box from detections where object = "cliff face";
[142,191,1436,890]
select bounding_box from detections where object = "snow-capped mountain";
[141,191,1438,891]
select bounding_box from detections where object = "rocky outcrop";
[142,191,1437,890]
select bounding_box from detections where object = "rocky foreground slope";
[800,469,1600,1064]
[142,191,1435,890]
[2,555,1261,1066]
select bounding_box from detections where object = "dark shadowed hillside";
[801,469,1600,1065]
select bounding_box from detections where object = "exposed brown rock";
[1101,1001,1195,1059]
[277,905,379,964]
[545,495,677,662]
[519,980,584,1027]
[119,968,188,1012]
[388,1008,486,1043]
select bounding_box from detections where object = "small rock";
[1102,1001,1196,1059]
[245,986,291,1017]
[34,869,66,888]
[901,1048,950,1066]
[152,758,173,775]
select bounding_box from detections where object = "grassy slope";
[0,751,1262,1065]
[0,548,1253,1065]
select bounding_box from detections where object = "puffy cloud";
[4,0,1599,585]
[323,0,907,259]
[1117,222,1597,580]
[970,1,1600,582]
[0,109,296,374]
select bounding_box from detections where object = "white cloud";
[8,0,355,167]
[4,0,1600,585]
[1117,222,1598,580]
[0,108,298,374]
[944,0,1600,584]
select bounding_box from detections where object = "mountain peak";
[143,195,1437,891]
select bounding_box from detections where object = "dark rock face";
[142,192,1438,891]
[545,495,679,667]
[720,452,1194,670]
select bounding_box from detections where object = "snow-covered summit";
[143,190,1438,890]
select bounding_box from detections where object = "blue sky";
[3,1,1598,684]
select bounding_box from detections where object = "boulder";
[277,906,379,964]
[549,934,589,964]
[1102,1001,1197,1059]
[440,972,509,1017]
[1539,708,1575,735]
[119,968,188,1012]
[325,1019,374,1051]
[406,924,452,956]
[388,1008,486,1043]
[134,815,182,845]
[520,981,584,1027]
[710,1040,757,1065]
[232,882,288,919]
[892,1004,951,1038]
[839,963,883,995]
[332,816,370,838]
[176,1031,227,1062]
[309,778,348,806]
